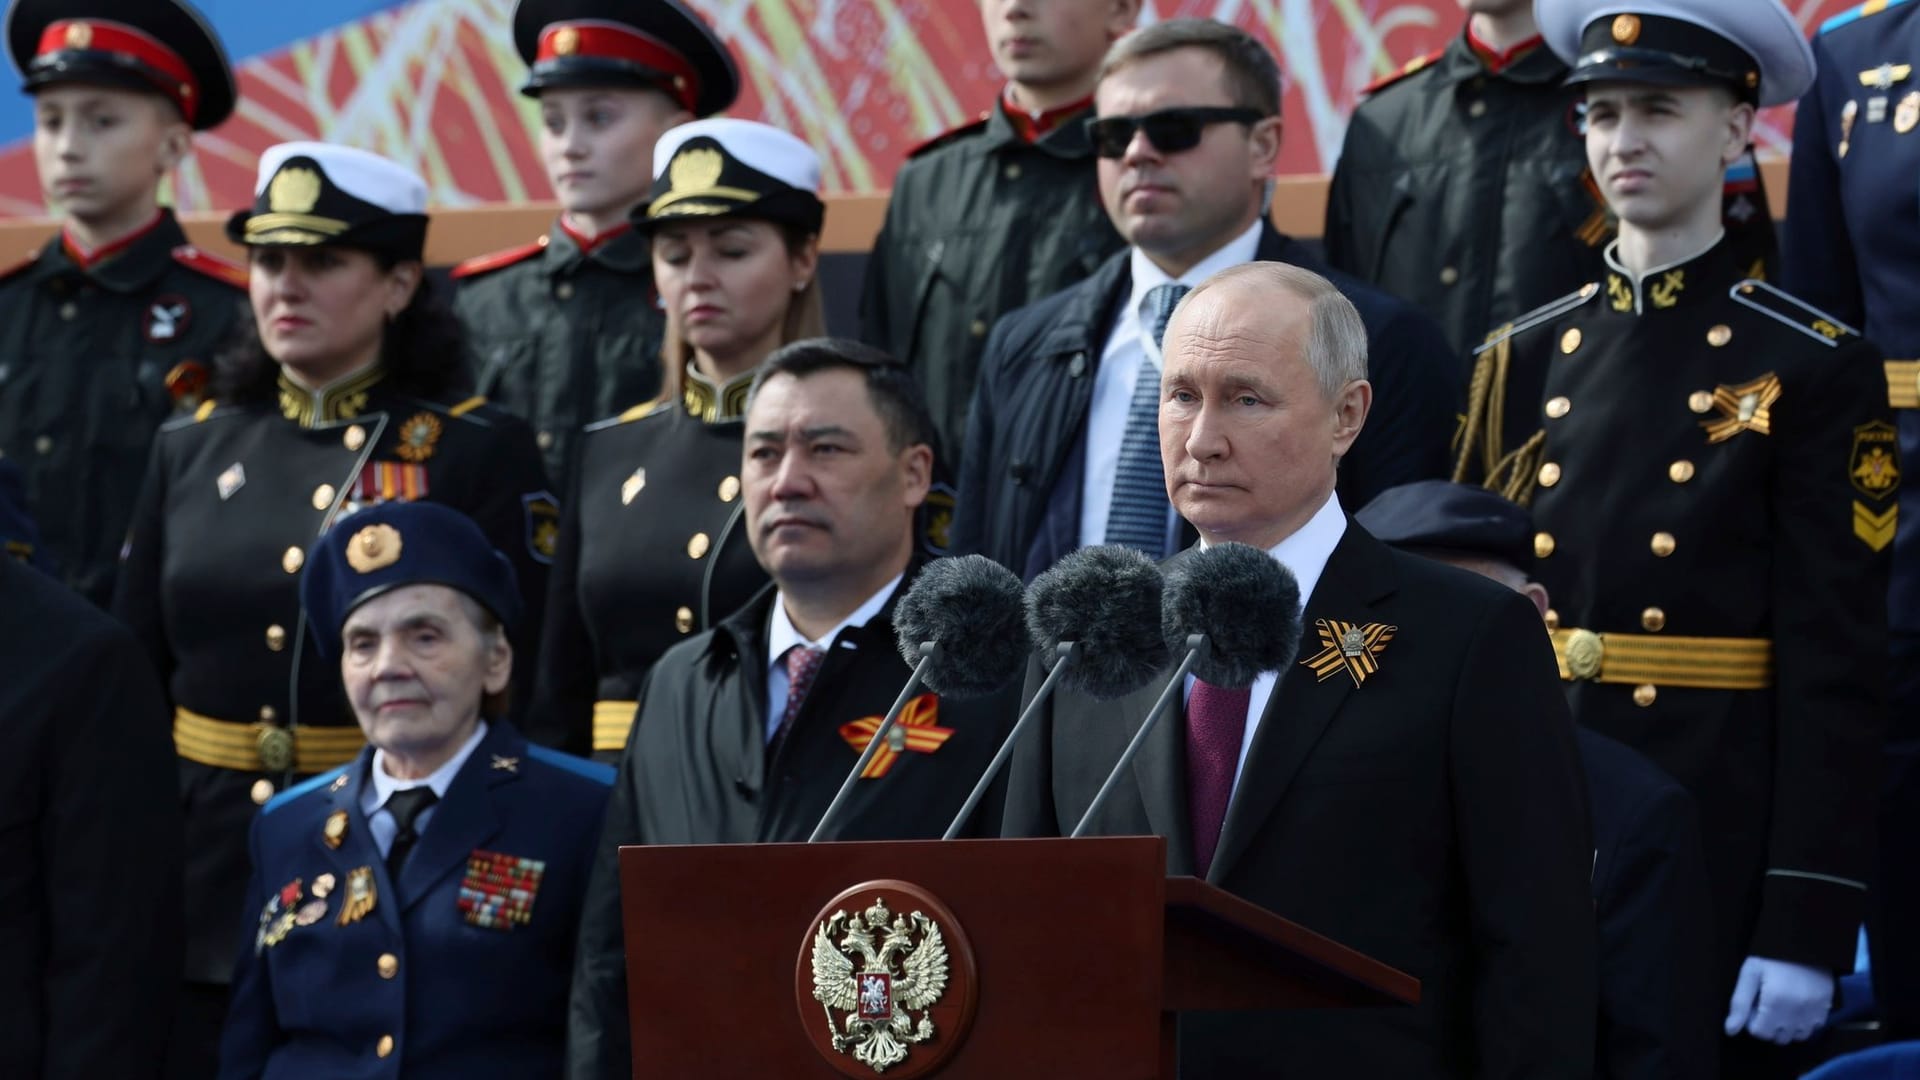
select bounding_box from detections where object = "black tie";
[383,786,438,880]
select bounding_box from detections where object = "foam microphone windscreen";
[892,555,1031,698]
[1161,542,1304,689]
[1025,545,1171,700]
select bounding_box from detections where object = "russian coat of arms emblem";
[809,897,950,1073]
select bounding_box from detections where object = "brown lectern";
[618,836,1417,1079]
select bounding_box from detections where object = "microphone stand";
[1069,633,1208,838]
[940,641,1080,840]
[807,641,940,842]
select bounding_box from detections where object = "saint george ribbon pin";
[1300,619,1397,688]
[838,694,953,779]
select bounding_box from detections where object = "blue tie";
[1105,282,1189,554]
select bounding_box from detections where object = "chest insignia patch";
[254,877,303,954]
[146,295,191,342]
[839,694,953,779]
[524,490,559,564]
[1851,420,1903,499]
[323,809,349,849]
[1701,373,1782,443]
[393,412,443,463]
[621,467,645,506]
[216,462,246,501]
[1301,619,1397,688]
[459,849,546,930]
[335,866,376,926]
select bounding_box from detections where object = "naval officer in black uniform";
[112,141,553,1078]
[1455,3,1893,1074]
[530,118,825,757]
[0,0,246,607]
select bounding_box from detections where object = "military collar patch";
[1701,372,1782,443]
[1300,619,1397,688]
[277,366,384,429]
[681,362,755,424]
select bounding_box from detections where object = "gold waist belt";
[593,700,638,753]
[1886,360,1920,410]
[173,706,365,773]
[1549,628,1773,690]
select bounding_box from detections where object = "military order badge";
[799,881,977,1078]
[458,849,546,930]
[393,412,443,463]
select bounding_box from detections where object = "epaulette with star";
[1474,282,1601,356]
[1362,48,1446,96]
[1727,281,1861,348]
[1822,0,1914,35]
[451,237,549,280]
[171,244,248,289]
[906,112,991,159]
[584,399,666,432]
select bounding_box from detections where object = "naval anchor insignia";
[798,881,977,1078]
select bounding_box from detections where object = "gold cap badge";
[64,21,92,49]
[346,523,403,573]
[552,26,579,55]
[668,147,725,197]
[1611,14,1641,45]
[268,166,323,215]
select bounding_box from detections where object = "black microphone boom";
[1070,542,1303,839]
[809,556,1030,843]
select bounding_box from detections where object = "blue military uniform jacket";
[218,722,612,1080]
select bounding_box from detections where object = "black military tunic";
[531,364,766,757]
[452,221,665,488]
[112,367,554,984]
[860,98,1124,463]
[1456,236,1894,991]
[0,210,246,606]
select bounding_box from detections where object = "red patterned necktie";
[770,645,826,759]
[1185,678,1251,877]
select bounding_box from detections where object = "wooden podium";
[619,836,1417,1079]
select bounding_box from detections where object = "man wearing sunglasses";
[952,18,1459,581]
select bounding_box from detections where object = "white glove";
[1723,956,1835,1044]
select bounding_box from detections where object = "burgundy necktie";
[1185,678,1251,877]
[769,644,826,759]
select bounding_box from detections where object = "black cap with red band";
[5,0,235,130]
[512,0,739,117]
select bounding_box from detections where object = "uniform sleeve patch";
[1851,420,1902,499]
[1856,501,1898,551]
[919,481,956,556]
[523,491,559,564]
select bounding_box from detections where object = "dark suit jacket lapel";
[323,750,405,940]
[1207,525,1400,883]
[397,723,517,913]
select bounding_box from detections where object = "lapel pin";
[323,809,349,849]
[336,866,377,926]
[216,463,246,501]
[490,755,519,773]
[312,872,336,899]
[1301,618,1398,688]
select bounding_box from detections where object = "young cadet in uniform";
[1455,3,1893,1074]
[112,142,553,1079]
[0,0,245,607]
[860,0,1138,463]
[566,341,1017,1080]
[1783,0,1920,1040]
[1326,0,1779,357]
[531,119,824,757]
[220,501,611,1080]
[452,0,738,490]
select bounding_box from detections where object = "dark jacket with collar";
[1001,525,1596,1078]
[453,222,664,488]
[217,722,611,1080]
[859,97,1124,464]
[566,566,1019,1080]
[0,209,247,606]
[951,222,1460,579]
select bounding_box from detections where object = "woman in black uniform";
[533,118,824,757]
[112,141,553,1075]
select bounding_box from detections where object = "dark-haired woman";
[531,118,823,758]
[111,141,553,1074]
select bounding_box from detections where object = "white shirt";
[359,720,489,858]
[763,573,905,741]
[1079,219,1265,549]
[1183,492,1347,797]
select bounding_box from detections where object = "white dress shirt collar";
[765,572,905,675]
[1126,217,1266,329]
[362,720,488,824]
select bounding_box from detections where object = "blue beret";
[1355,480,1535,570]
[0,459,45,568]
[300,501,520,656]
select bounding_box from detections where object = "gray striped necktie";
[1104,282,1189,554]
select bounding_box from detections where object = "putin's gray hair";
[1175,262,1368,399]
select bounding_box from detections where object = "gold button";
[1543,608,1560,630]
[250,779,275,805]
[1739,283,1756,295]
[33,434,52,454]
[1439,266,1459,286]
[1632,684,1658,708]
[1004,163,1022,180]
[675,605,694,634]
[1707,324,1732,347]
[555,282,574,300]
[1534,532,1556,558]
[265,624,287,652]
[1688,391,1714,414]
[259,706,277,722]
[1537,462,1562,488]
[687,532,710,559]
[1545,396,1571,419]
[282,546,304,574]
[377,953,398,979]
[344,424,366,451]
[1560,328,1582,354]
[1669,460,1695,483]
[969,319,988,338]
[1641,607,1666,632]
[311,484,336,510]
[1468,99,1488,118]
[536,430,554,451]
[718,475,740,503]
[376,1034,394,1058]
[1651,531,1676,557]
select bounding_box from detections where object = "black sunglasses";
[1085,106,1266,159]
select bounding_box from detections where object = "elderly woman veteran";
[112,141,554,1070]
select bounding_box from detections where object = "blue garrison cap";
[0,458,45,568]
[1356,480,1535,570]
[300,501,520,656]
